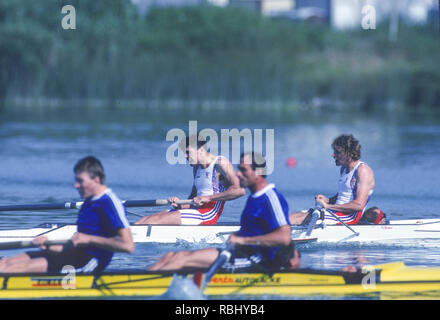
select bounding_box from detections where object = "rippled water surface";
[1,108,439,299]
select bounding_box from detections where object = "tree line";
[1,0,439,112]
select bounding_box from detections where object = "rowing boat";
[0,262,438,299]
[1,219,439,244]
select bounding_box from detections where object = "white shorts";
[174,200,225,225]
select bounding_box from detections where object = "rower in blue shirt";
[149,152,300,272]
[0,156,134,274]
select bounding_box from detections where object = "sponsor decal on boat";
[31,277,65,288]
[30,265,76,289]
[210,274,281,285]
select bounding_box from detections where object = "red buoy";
[286,157,297,168]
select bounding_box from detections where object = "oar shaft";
[323,209,359,236]
[0,202,83,212]
[123,199,193,208]
[0,239,71,250]
[202,249,231,290]
[305,208,321,237]
[0,199,194,212]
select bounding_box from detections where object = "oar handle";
[0,239,71,250]
[123,199,194,207]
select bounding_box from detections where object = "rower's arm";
[206,158,245,201]
[31,236,64,252]
[188,184,197,199]
[227,225,291,247]
[71,228,135,253]
[324,164,375,214]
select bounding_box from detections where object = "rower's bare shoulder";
[216,156,235,173]
[215,157,240,187]
[358,162,374,175]
[357,163,375,186]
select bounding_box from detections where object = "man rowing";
[149,152,300,271]
[290,134,376,225]
[136,136,245,225]
[0,156,134,273]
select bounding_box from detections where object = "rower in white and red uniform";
[135,136,245,225]
[290,134,377,226]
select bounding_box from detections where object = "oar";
[0,239,71,250]
[124,199,194,208]
[199,245,233,291]
[0,199,194,212]
[0,202,84,211]
[322,208,360,236]
[305,206,322,237]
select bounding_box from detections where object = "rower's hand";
[168,197,180,209]
[315,194,328,202]
[71,232,92,247]
[32,236,49,250]
[193,196,211,207]
[227,234,245,245]
[315,194,329,207]
[315,198,328,209]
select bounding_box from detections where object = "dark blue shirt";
[77,189,129,270]
[238,184,290,262]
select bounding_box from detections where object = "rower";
[290,134,376,226]
[149,152,300,272]
[135,135,245,225]
[0,156,134,273]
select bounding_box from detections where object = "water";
[0,107,440,299]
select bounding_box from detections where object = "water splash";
[159,274,206,300]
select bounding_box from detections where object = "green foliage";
[1,0,439,110]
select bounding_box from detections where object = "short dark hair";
[179,135,208,151]
[241,152,267,178]
[74,156,106,184]
[331,134,361,161]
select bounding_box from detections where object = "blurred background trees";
[0,0,439,112]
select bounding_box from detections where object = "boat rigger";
[0,262,439,299]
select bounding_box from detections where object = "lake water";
[0,107,439,299]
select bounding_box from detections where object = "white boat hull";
[0,219,439,244]
[292,219,440,243]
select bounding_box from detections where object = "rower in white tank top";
[322,161,374,224]
[336,161,374,210]
[134,136,246,226]
[194,156,225,197]
[289,134,377,226]
[178,156,226,225]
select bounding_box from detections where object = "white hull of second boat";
[292,219,440,243]
[0,219,439,244]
